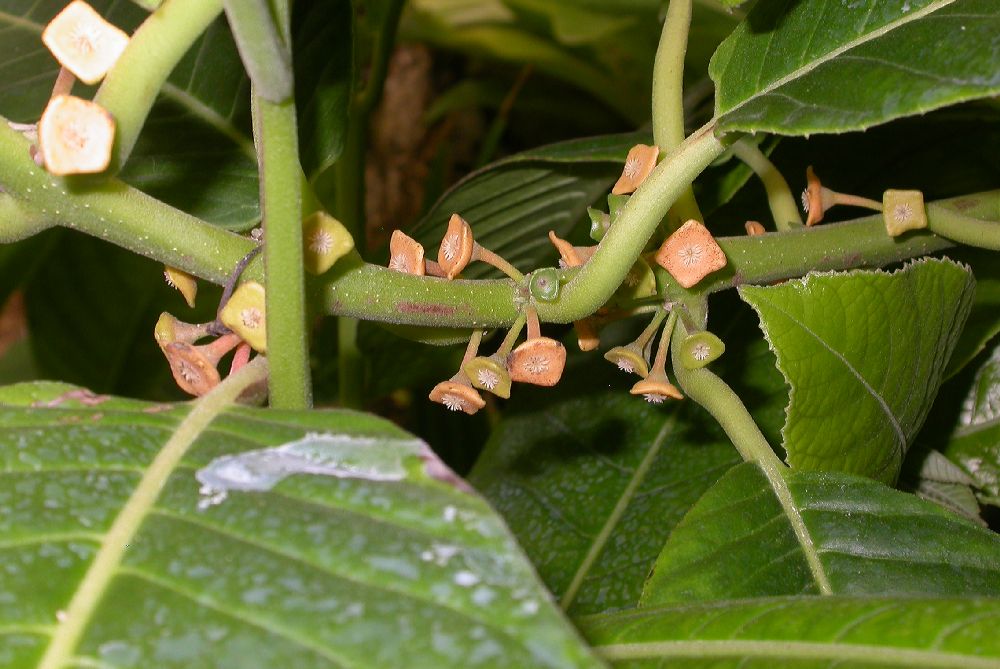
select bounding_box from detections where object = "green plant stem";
[95,0,224,171]
[548,122,727,322]
[926,202,1000,250]
[651,0,702,226]
[670,319,832,594]
[253,92,310,409]
[696,209,958,295]
[475,244,525,283]
[730,138,804,230]
[3,121,999,331]
[634,307,669,349]
[333,126,365,408]
[495,310,527,356]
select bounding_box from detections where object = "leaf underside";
[0,382,599,668]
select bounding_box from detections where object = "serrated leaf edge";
[739,257,973,481]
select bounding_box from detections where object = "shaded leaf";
[24,234,221,400]
[0,382,601,668]
[940,341,1000,502]
[580,596,1000,667]
[740,259,974,483]
[641,462,1000,605]
[711,0,1000,135]
[294,0,352,181]
[470,363,740,616]
[408,132,645,278]
[943,247,1000,378]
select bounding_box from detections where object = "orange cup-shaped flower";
[429,377,486,414]
[42,1,130,85]
[655,220,727,289]
[612,144,659,195]
[388,230,426,276]
[37,95,115,175]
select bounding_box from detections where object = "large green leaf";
[739,259,975,483]
[470,379,740,617]
[940,342,1000,503]
[711,0,1000,135]
[408,132,645,278]
[580,596,1000,667]
[640,462,1000,605]
[0,381,600,668]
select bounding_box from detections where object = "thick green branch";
[538,122,727,323]
[253,93,310,409]
[3,122,998,332]
[651,0,702,225]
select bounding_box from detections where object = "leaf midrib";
[718,0,957,118]
[752,291,908,459]
[35,361,265,669]
[559,414,677,611]
[596,638,1000,669]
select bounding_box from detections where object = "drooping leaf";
[580,596,1000,667]
[0,382,601,668]
[640,462,1000,606]
[939,341,1000,503]
[408,132,645,278]
[470,362,740,617]
[711,0,1000,135]
[739,259,975,483]
[402,0,648,123]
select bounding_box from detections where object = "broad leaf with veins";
[711,0,1000,135]
[740,258,974,483]
[0,382,600,668]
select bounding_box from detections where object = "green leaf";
[943,248,1000,378]
[408,132,645,278]
[739,259,975,483]
[711,0,1000,135]
[0,381,601,668]
[641,462,1000,605]
[294,0,352,181]
[403,0,646,123]
[940,341,1000,502]
[580,596,1000,667]
[470,367,740,616]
